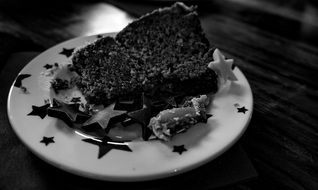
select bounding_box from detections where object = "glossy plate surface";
[7,33,253,181]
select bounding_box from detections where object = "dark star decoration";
[199,113,213,123]
[14,74,31,88]
[82,136,132,159]
[173,145,187,155]
[40,136,55,146]
[237,106,248,114]
[59,48,75,58]
[47,98,91,127]
[28,104,50,119]
[127,93,153,141]
[43,64,53,69]
[82,103,126,133]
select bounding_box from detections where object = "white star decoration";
[208,49,237,83]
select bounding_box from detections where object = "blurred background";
[0,0,318,47]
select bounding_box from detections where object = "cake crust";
[71,2,218,106]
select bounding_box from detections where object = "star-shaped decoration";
[43,64,53,69]
[14,74,31,88]
[172,145,187,155]
[82,103,126,133]
[237,106,248,114]
[198,113,213,123]
[47,98,90,127]
[59,48,75,58]
[127,94,153,140]
[40,136,55,146]
[82,136,132,159]
[208,49,237,82]
[28,103,50,119]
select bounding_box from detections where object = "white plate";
[7,33,253,182]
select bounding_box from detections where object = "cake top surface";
[71,2,218,106]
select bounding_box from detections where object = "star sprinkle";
[199,113,213,123]
[47,98,90,127]
[43,64,53,69]
[28,104,50,119]
[237,106,248,114]
[82,103,126,133]
[14,74,31,88]
[127,94,153,140]
[82,136,132,159]
[40,136,55,146]
[59,48,75,58]
[208,49,237,82]
[173,145,187,155]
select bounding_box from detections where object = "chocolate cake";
[71,37,140,105]
[71,2,218,106]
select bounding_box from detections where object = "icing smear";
[148,95,211,141]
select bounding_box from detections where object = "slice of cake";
[71,2,218,106]
[71,37,143,105]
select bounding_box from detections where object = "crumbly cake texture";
[71,2,218,106]
[71,37,140,105]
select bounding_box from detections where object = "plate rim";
[6,33,253,182]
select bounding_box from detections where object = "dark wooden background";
[0,0,317,189]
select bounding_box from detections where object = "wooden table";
[0,0,317,189]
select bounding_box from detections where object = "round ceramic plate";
[7,33,253,182]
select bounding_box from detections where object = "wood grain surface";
[0,0,317,190]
